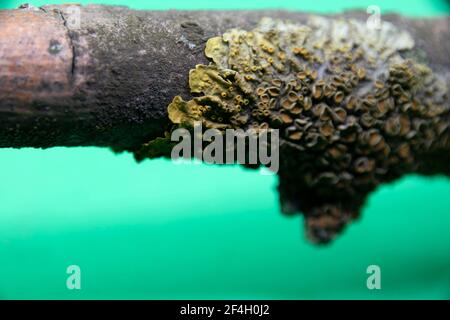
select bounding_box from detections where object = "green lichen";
[137,17,449,244]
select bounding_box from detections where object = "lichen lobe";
[144,17,449,244]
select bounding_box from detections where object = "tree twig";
[0,4,449,243]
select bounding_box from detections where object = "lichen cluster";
[138,17,449,244]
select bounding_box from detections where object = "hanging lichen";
[135,17,449,244]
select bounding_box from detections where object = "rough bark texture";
[0,5,449,149]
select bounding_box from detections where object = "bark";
[0,4,449,150]
[1,4,449,244]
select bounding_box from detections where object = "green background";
[0,0,449,299]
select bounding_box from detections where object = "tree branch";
[1,5,448,149]
[0,4,449,243]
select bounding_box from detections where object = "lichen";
[136,17,449,244]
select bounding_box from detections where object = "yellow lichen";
[168,17,444,136]
[136,16,449,243]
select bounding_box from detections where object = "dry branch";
[0,4,449,243]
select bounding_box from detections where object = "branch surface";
[0,5,448,149]
[0,5,449,243]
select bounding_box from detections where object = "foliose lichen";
[136,17,449,244]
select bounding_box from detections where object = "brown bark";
[0,4,449,150]
[1,4,449,243]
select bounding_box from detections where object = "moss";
[136,17,449,244]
